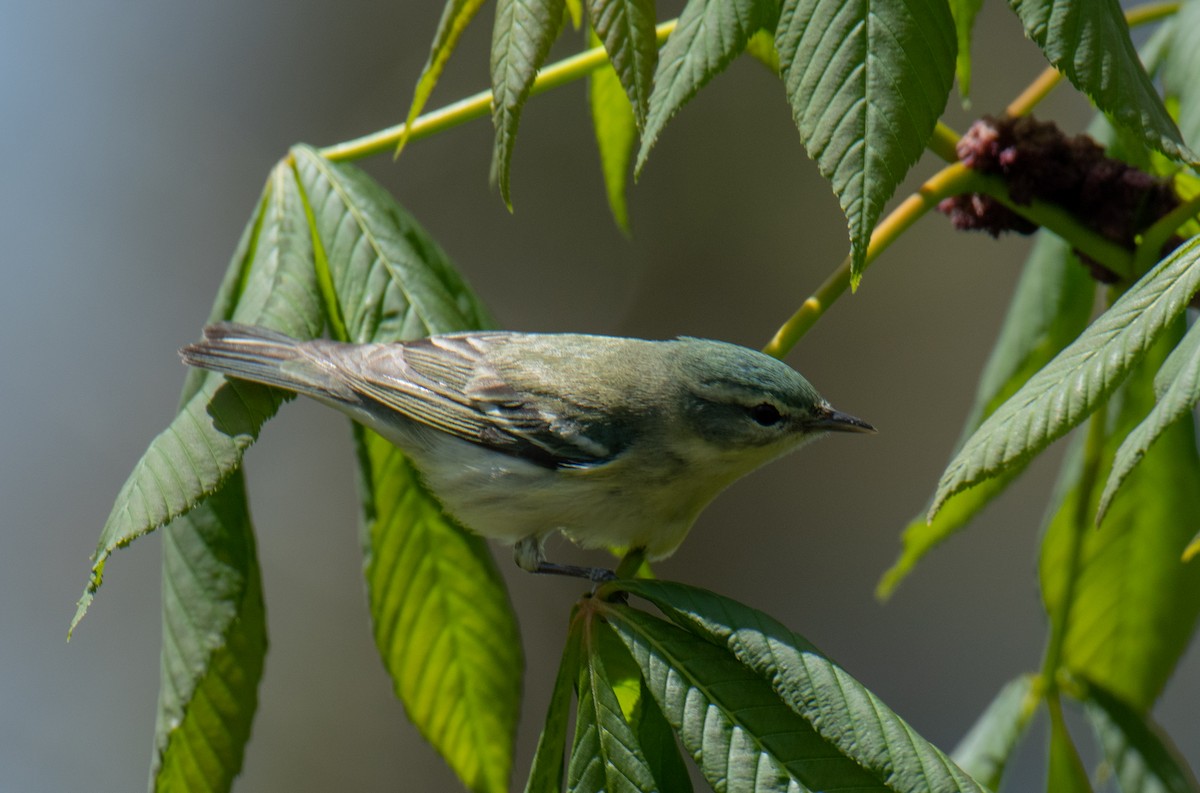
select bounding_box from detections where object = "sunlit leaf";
[636,0,781,174]
[73,160,322,631]
[567,615,659,793]
[950,675,1037,791]
[398,0,491,156]
[151,474,266,793]
[592,614,693,793]
[608,580,988,793]
[879,234,1093,598]
[291,145,520,793]
[931,237,1200,519]
[606,604,879,793]
[587,0,657,127]
[1039,327,1200,710]
[491,0,568,207]
[1009,0,1194,164]
[589,28,637,234]
[1098,318,1200,522]
[775,0,956,286]
[1083,679,1200,793]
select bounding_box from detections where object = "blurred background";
[3,1,1196,790]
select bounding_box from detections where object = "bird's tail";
[180,322,345,400]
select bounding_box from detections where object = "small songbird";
[181,323,874,580]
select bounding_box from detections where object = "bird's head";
[673,339,874,464]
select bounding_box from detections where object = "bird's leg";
[513,536,616,582]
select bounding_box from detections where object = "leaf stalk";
[321,20,677,163]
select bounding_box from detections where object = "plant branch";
[763,162,975,358]
[970,174,1134,279]
[321,20,677,163]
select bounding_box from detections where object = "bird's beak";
[810,406,876,434]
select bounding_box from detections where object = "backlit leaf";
[292,145,520,793]
[1039,327,1200,710]
[949,0,983,98]
[589,27,638,234]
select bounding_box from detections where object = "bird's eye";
[749,403,783,426]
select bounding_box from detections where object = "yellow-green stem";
[321,20,677,162]
[971,174,1134,278]
[763,162,974,357]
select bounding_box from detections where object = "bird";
[181,322,874,580]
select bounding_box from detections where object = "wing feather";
[326,333,619,468]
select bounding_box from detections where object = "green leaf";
[592,613,694,793]
[290,145,493,342]
[635,0,782,174]
[567,615,660,793]
[931,236,1200,520]
[589,28,637,234]
[631,674,694,793]
[1083,679,1200,793]
[1162,1,1200,156]
[1098,318,1200,522]
[358,428,522,793]
[1039,325,1200,710]
[525,618,584,793]
[950,675,1037,791]
[743,28,779,73]
[398,0,491,156]
[291,145,521,793]
[608,580,987,793]
[949,0,983,98]
[586,0,657,127]
[1009,0,1194,165]
[491,0,568,208]
[1048,702,1094,793]
[879,234,1093,598]
[73,160,322,631]
[775,0,956,286]
[151,473,266,793]
[606,604,881,793]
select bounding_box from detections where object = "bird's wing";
[334,333,623,468]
